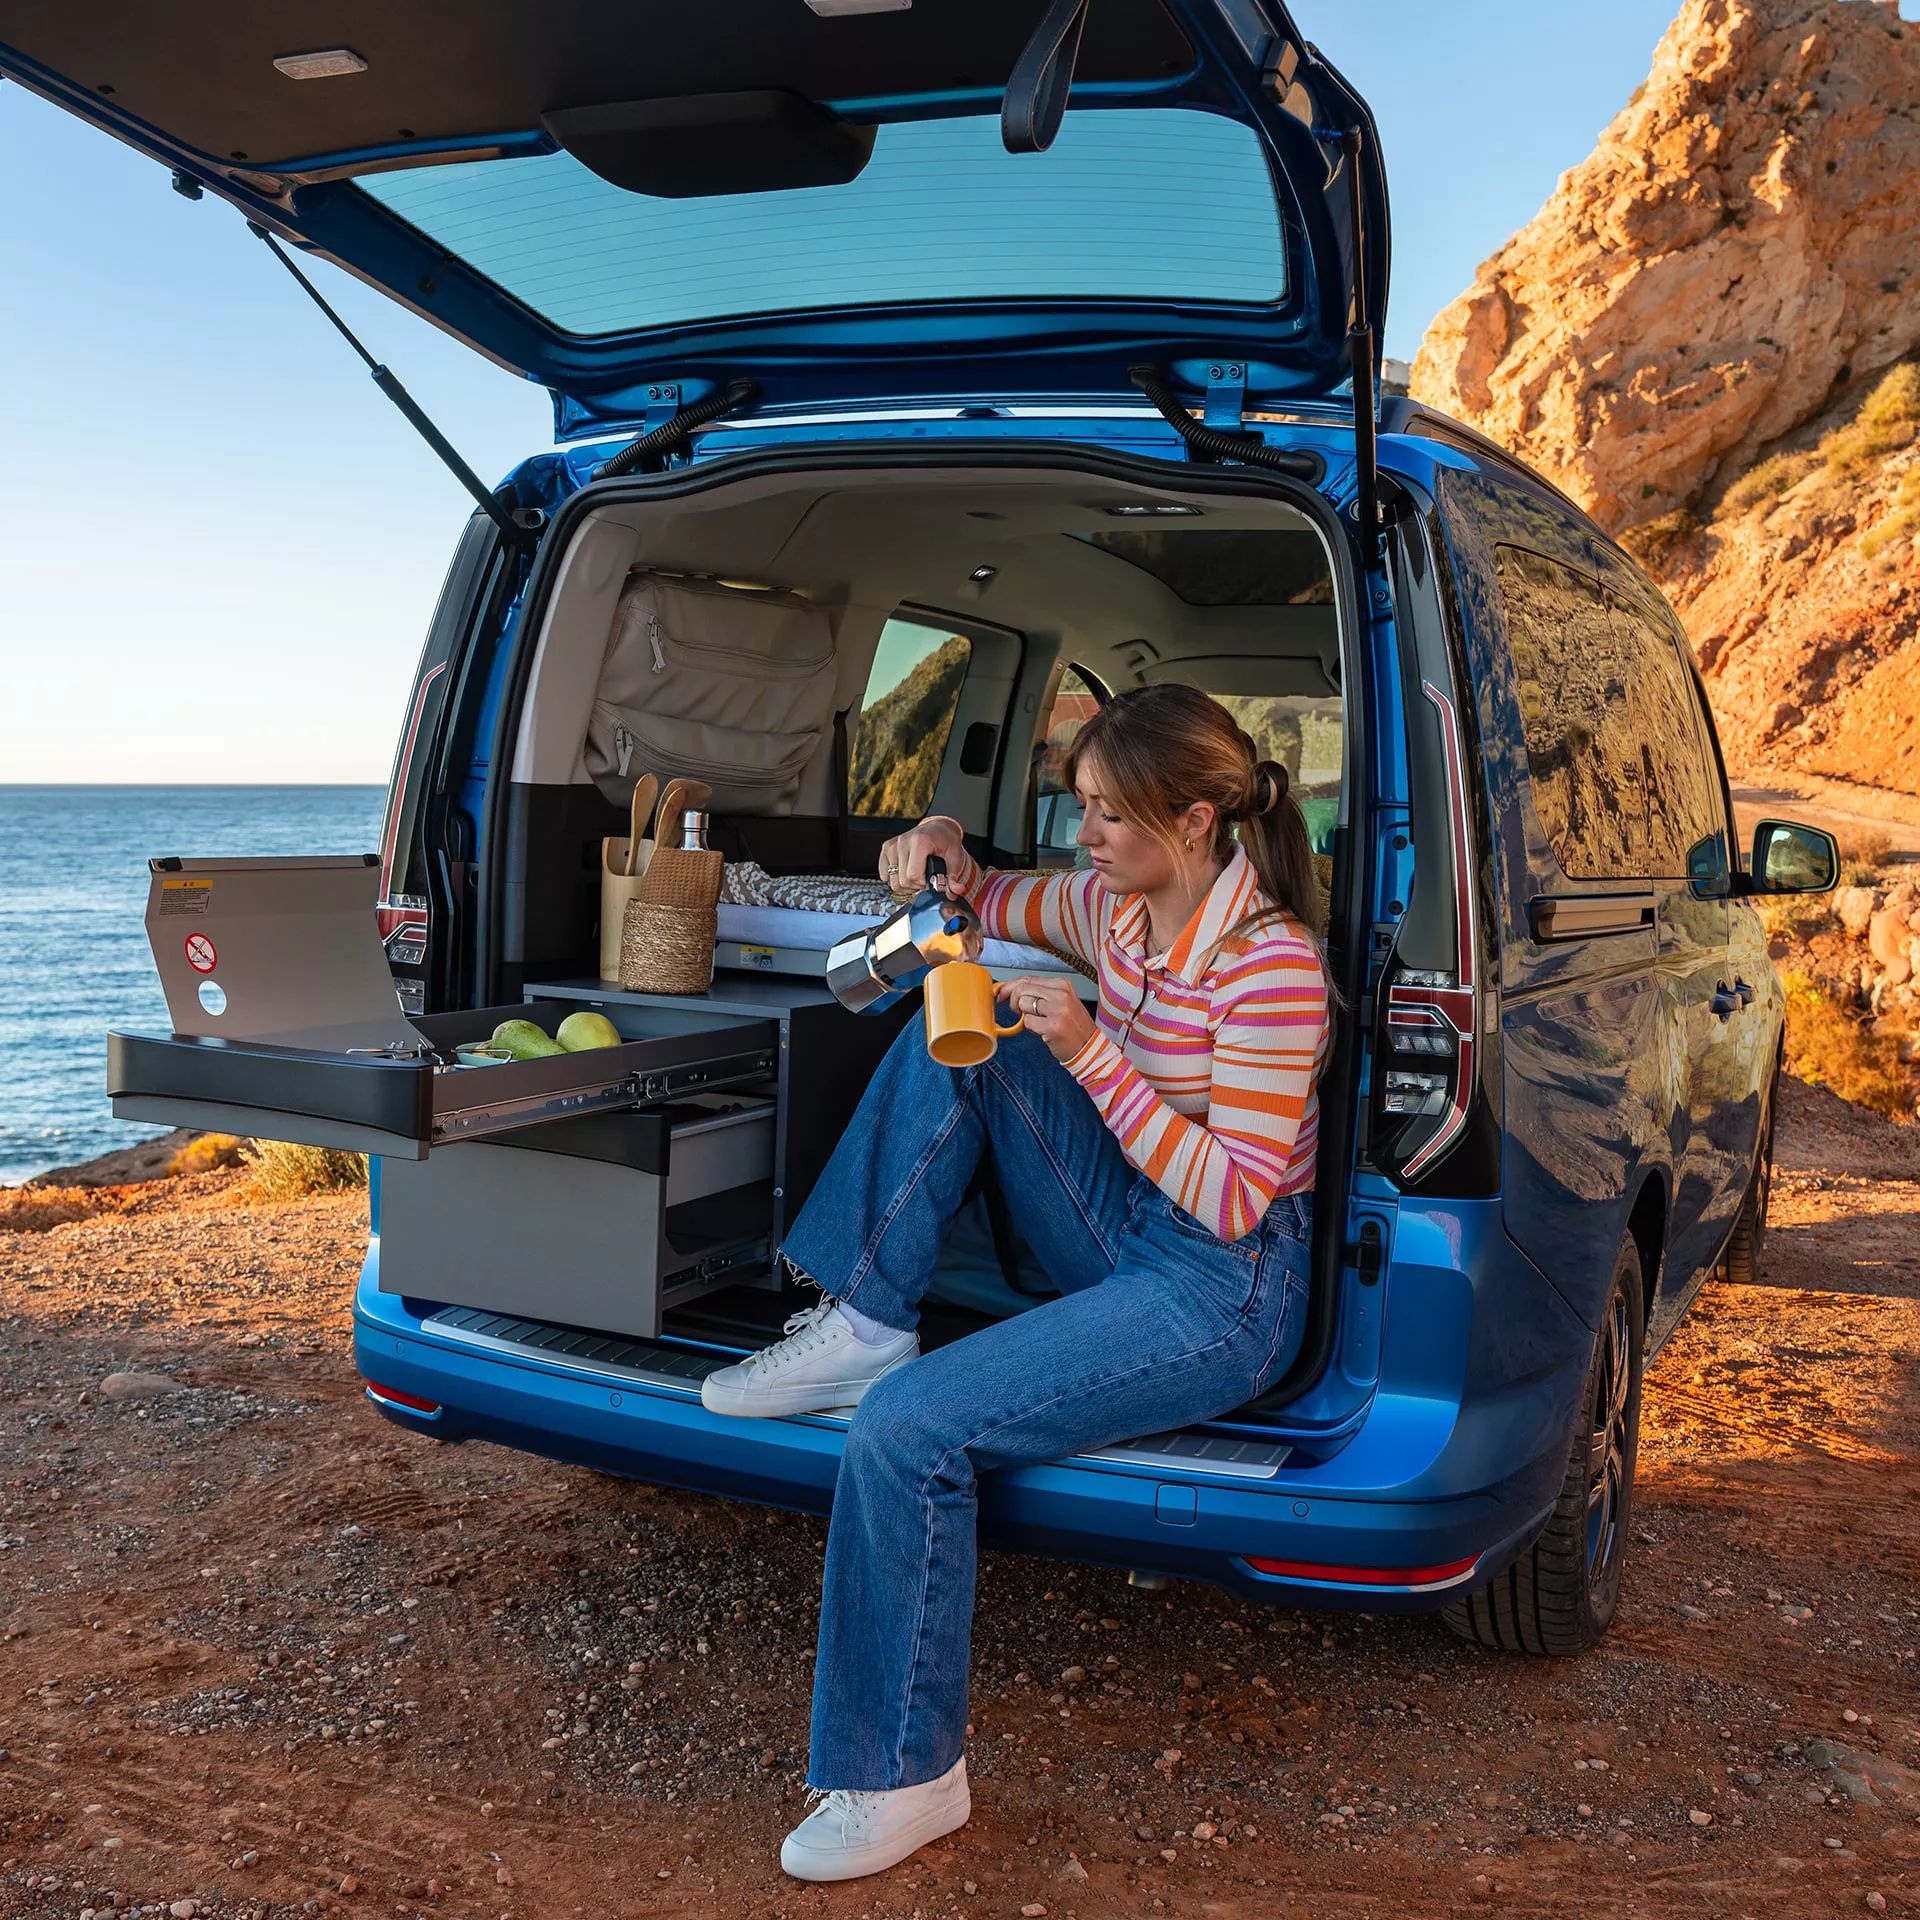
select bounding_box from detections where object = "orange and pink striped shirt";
[944,842,1332,1242]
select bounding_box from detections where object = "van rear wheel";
[1442,1237,1644,1656]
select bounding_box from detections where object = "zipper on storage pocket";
[642,735,815,789]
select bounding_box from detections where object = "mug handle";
[994,1007,1027,1036]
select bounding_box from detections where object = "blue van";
[15,0,1837,1657]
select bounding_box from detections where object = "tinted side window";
[848,617,972,819]
[1606,599,1722,876]
[1494,545,1716,881]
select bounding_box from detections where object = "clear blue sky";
[1,2,1691,783]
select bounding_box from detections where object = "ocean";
[0,786,386,1185]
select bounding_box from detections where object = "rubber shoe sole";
[779,1784,971,1882]
[699,1345,916,1420]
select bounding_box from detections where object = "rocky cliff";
[1411,0,1920,799]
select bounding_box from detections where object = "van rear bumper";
[351,1210,1590,1614]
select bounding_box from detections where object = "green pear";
[556,1010,622,1052]
[490,1017,565,1060]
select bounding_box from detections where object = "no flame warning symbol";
[184,932,218,973]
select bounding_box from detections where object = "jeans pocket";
[1267,1190,1313,1245]
[1161,1199,1260,1264]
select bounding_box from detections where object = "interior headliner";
[3,1,1194,168]
[511,465,1339,833]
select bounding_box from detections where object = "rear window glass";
[355,109,1283,336]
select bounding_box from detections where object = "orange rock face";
[1411,0,1920,802]
[1411,0,1920,532]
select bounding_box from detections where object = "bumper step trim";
[417,1306,1293,1479]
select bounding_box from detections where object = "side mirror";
[1745,819,1839,895]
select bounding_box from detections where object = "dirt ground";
[1,1079,1915,1920]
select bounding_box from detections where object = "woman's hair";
[1062,683,1342,1008]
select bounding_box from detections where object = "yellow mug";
[924,960,1026,1067]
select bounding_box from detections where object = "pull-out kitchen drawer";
[107,855,775,1158]
[108,1002,780,1160]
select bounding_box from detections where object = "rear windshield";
[355,108,1284,337]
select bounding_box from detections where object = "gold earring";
[1184,837,1193,851]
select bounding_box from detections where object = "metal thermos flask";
[825,854,981,1014]
[679,810,710,850]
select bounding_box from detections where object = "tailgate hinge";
[1203,361,1248,429]
[642,382,684,432]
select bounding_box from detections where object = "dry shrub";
[1721,449,1814,516]
[0,1184,145,1233]
[1838,829,1893,885]
[1757,891,1834,943]
[167,1132,245,1177]
[1822,362,1920,477]
[1779,970,1917,1122]
[0,1184,116,1233]
[239,1139,369,1200]
[1859,467,1920,559]
[1619,507,1702,569]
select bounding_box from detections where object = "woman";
[699,684,1336,1882]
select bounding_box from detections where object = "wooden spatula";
[624,773,659,877]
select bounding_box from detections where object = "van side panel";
[1428,469,1673,1332]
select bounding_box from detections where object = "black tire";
[1723,1068,1777,1288]
[1442,1236,1644,1656]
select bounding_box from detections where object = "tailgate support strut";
[247,223,534,554]
[1341,128,1380,561]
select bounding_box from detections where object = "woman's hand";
[879,815,966,900]
[996,974,1097,1063]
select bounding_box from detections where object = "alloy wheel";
[1586,1286,1632,1602]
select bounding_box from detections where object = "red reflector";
[364,1380,441,1414]
[1244,1552,1480,1586]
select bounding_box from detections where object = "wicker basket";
[620,897,717,995]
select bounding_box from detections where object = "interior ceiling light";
[803,0,911,14]
[969,565,998,583]
[272,48,368,80]
[1103,503,1203,517]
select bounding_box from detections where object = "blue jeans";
[779,1012,1313,1791]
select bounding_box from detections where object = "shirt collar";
[1109,842,1268,987]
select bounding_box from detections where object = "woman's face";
[1072,756,1183,897]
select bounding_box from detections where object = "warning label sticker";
[184,932,218,974]
[159,878,214,916]
[738,944,777,971]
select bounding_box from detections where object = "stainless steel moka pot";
[825,855,981,1014]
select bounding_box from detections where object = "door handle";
[1711,984,1739,1018]
[1732,977,1755,1006]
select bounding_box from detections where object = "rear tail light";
[1372,679,1486,1184]
[363,1380,441,1414]
[1245,1551,1480,1589]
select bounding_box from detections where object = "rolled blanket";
[721,859,896,919]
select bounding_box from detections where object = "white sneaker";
[699,1297,917,1419]
[780,1754,970,1882]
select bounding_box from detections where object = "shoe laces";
[802,1783,879,1838]
[749,1296,843,1376]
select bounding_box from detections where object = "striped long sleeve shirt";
[943,841,1332,1242]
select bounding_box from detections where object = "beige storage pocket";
[584,573,837,815]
